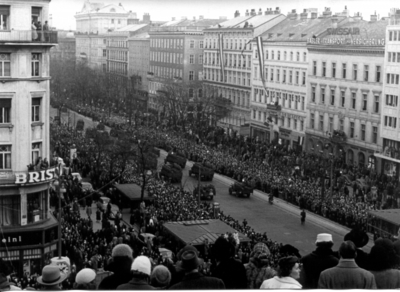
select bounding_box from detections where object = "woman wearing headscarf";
[260,256,302,289]
[245,242,276,288]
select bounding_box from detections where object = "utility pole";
[198,166,201,203]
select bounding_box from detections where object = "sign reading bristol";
[15,168,56,184]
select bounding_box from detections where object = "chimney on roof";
[258,8,262,15]
[199,15,204,20]
[250,9,256,16]
[323,7,332,17]
[370,11,378,21]
[234,10,240,18]
[289,9,298,20]
[181,16,187,20]
[331,15,339,28]
[274,7,281,14]
[245,9,249,16]
[265,8,271,15]
[300,9,308,20]
[353,12,363,20]
[143,13,150,24]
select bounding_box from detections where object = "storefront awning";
[374,153,400,164]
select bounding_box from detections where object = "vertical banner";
[218,33,225,82]
[256,36,268,93]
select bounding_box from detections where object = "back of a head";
[212,236,234,261]
[339,240,357,259]
[150,265,171,288]
[369,238,399,271]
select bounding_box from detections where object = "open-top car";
[193,184,216,200]
[229,181,253,198]
[165,151,187,169]
[160,163,183,183]
[189,162,214,181]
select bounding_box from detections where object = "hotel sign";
[327,27,360,35]
[14,168,56,185]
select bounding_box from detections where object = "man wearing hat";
[99,244,134,290]
[169,249,225,290]
[343,227,369,269]
[318,241,376,289]
[36,265,68,290]
[299,233,338,289]
[117,256,155,290]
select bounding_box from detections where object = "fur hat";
[344,228,369,248]
[131,256,151,276]
[316,233,333,244]
[250,242,270,259]
[150,265,171,288]
[75,268,96,285]
[112,244,133,259]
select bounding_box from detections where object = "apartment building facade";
[128,32,150,92]
[0,0,59,277]
[203,8,285,133]
[375,9,400,178]
[251,9,339,149]
[306,18,386,169]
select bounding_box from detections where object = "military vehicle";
[188,162,214,181]
[193,184,216,200]
[160,163,183,183]
[165,151,187,169]
[229,182,253,198]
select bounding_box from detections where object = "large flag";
[218,33,225,82]
[256,36,268,94]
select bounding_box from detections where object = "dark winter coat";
[117,278,155,290]
[169,272,225,290]
[98,257,133,290]
[300,246,339,289]
[211,258,247,289]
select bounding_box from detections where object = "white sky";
[49,0,397,30]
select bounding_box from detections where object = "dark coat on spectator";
[98,257,133,290]
[318,259,376,289]
[117,278,155,290]
[169,272,225,290]
[211,258,247,289]
[300,247,339,289]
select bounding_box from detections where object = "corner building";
[0,0,59,277]
[375,9,400,178]
[306,17,386,169]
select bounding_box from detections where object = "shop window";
[0,195,20,226]
[27,191,46,224]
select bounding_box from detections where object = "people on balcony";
[31,20,38,40]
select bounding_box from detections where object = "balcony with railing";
[266,102,282,111]
[0,30,58,44]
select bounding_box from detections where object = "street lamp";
[52,178,66,259]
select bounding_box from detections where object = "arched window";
[358,152,365,167]
[368,155,376,170]
[309,139,314,151]
[348,149,354,165]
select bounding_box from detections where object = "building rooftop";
[161,18,224,28]
[116,24,148,32]
[209,14,282,29]
[77,1,128,15]
[128,32,150,40]
[260,17,337,41]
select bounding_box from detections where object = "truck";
[188,162,214,181]
[165,151,187,169]
[193,184,216,200]
[160,163,183,183]
[229,181,253,198]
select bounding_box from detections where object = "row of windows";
[386,73,400,85]
[149,66,183,79]
[107,61,127,75]
[387,52,400,63]
[254,67,306,85]
[388,30,400,41]
[312,61,382,83]
[309,115,379,143]
[203,69,251,86]
[106,50,128,62]
[256,50,307,62]
[253,89,305,111]
[204,52,251,69]
[384,116,399,129]
[0,142,42,170]
[386,94,398,107]
[0,98,41,124]
[252,110,305,131]
[204,38,252,51]
[150,51,184,64]
[310,86,380,113]
[0,53,42,77]
[107,39,126,48]
[150,38,187,49]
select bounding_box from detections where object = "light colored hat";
[316,233,333,243]
[37,265,68,286]
[112,244,133,259]
[75,268,96,285]
[150,265,171,288]
[131,256,151,276]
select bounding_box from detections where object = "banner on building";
[256,36,268,94]
[218,33,225,82]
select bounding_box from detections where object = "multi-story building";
[128,32,150,92]
[251,8,345,149]
[375,9,400,178]
[0,0,59,276]
[50,31,76,61]
[148,17,224,110]
[203,8,285,133]
[306,15,386,169]
[74,1,130,68]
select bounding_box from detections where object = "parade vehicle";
[165,151,187,169]
[160,163,183,183]
[193,184,216,200]
[188,162,214,181]
[229,181,253,198]
[76,119,85,132]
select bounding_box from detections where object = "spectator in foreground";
[343,228,370,269]
[0,274,21,290]
[98,244,134,290]
[299,233,338,289]
[36,265,68,290]
[260,256,302,289]
[210,236,247,289]
[150,265,171,289]
[245,242,276,289]
[117,256,155,290]
[318,241,376,289]
[169,250,225,289]
[368,238,400,289]
[73,268,96,290]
